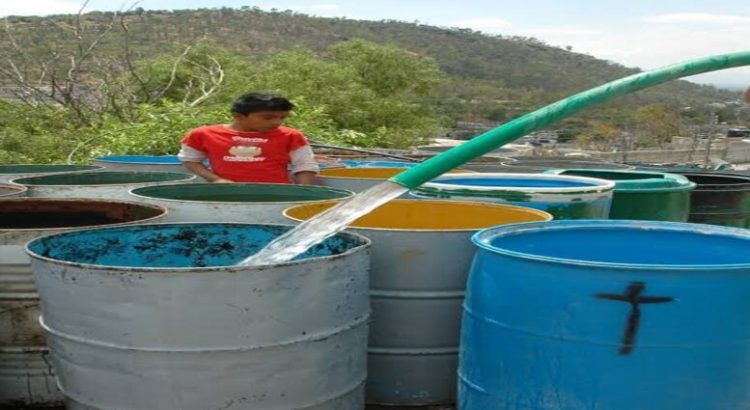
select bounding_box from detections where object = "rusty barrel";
[0,198,166,408]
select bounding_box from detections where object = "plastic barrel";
[410,173,614,220]
[674,172,750,227]
[461,220,750,410]
[12,171,196,200]
[0,184,26,198]
[284,200,552,406]
[317,167,472,192]
[129,183,354,223]
[26,223,370,410]
[0,198,166,407]
[0,164,102,184]
[545,169,695,221]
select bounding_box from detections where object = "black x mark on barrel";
[595,281,674,355]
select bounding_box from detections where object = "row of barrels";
[3,155,750,409]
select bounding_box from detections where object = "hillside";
[0,6,738,121]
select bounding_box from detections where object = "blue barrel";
[461,220,750,410]
[410,173,615,220]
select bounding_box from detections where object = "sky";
[2,0,749,90]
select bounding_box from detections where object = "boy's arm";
[178,143,233,183]
[293,171,317,185]
[743,84,750,103]
[182,161,234,183]
[289,145,320,185]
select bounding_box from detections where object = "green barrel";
[674,172,750,227]
[545,169,695,221]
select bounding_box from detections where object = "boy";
[178,93,319,184]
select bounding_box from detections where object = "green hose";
[390,50,750,189]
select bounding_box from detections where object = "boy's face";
[233,110,289,132]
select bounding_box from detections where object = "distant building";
[517,131,559,147]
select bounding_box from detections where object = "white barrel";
[26,223,371,409]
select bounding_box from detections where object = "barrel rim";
[94,155,182,165]
[677,171,750,188]
[24,222,371,271]
[545,168,697,193]
[10,171,197,186]
[0,197,168,232]
[501,160,635,170]
[284,198,553,232]
[472,219,750,270]
[128,182,356,204]
[416,172,616,194]
[0,164,104,174]
[0,183,27,196]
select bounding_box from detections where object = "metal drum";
[129,183,354,224]
[0,198,166,407]
[26,223,371,410]
[462,220,750,409]
[284,199,552,406]
[12,171,196,200]
[676,172,750,227]
[0,164,102,184]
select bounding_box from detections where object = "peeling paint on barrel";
[0,198,166,407]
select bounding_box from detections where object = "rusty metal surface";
[0,199,167,407]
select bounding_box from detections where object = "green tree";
[576,121,621,151]
[633,104,683,147]
[329,39,444,97]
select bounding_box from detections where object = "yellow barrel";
[284,199,551,406]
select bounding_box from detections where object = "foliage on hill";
[0,6,745,163]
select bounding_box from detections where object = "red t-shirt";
[181,125,310,183]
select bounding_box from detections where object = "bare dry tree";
[0,1,141,123]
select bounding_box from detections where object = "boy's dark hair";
[231,92,295,114]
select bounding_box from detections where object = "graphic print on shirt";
[224,136,268,162]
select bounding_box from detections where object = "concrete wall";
[592,140,750,164]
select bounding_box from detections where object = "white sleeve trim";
[178,144,208,162]
[289,145,320,174]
